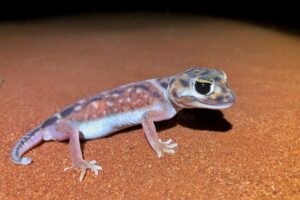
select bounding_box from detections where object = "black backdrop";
[0,2,299,32]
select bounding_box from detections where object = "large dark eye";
[195,81,212,95]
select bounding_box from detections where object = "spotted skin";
[11,67,235,181]
[66,82,166,122]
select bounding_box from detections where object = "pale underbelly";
[78,109,148,139]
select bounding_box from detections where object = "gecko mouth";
[196,94,236,109]
[179,100,234,110]
[202,102,234,109]
[173,92,235,110]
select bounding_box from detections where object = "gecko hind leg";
[54,121,102,181]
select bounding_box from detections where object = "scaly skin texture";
[11,67,235,181]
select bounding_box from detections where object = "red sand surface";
[0,14,299,199]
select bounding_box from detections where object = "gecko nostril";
[225,94,235,102]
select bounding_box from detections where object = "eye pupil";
[195,81,212,95]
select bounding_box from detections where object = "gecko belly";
[78,108,149,139]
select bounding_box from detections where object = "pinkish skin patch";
[66,82,165,121]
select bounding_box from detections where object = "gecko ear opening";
[167,76,178,101]
[166,72,192,108]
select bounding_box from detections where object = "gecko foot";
[64,160,102,182]
[156,139,178,158]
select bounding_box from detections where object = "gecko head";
[168,67,236,109]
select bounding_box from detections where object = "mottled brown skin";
[66,82,166,122]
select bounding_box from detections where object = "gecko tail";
[11,127,43,165]
[12,156,32,165]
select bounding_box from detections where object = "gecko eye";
[194,79,214,95]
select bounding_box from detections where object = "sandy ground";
[0,14,299,199]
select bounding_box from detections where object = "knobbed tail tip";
[11,156,32,165]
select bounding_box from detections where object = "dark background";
[0,2,299,33]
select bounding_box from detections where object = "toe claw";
[163,139,172,144]
[168,143,178,148]
[64,165,73,172]
[90,160,97,164]
[79,169,87,182]
[164,149,175,154]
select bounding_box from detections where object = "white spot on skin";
[127,88,132,93]
[106,101,114,107]
[126,97,131,103]
[118,99,123,103]
[92,102,98,108]
[112,93,119,98]
[136,88,142,94]
[43,129,52,140]
[55,113,62,119]
[78,99,85,104]
[74,105,82,111]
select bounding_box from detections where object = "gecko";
[11,67,235,181]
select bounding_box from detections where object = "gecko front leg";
[53,121,102,181]
[141,110,178,158]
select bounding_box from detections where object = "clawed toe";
[155,138,178,157]
[167,143,178,149]
[88,160,102,176]
[64,160,102,181]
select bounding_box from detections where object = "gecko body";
[11,67,235,181]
